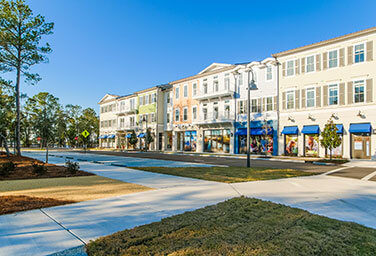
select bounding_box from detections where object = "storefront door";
[352,134,371,159]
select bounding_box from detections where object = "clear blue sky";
[13,0,376,112]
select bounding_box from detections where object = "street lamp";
[245,68,258,168]
[142,115,148,151]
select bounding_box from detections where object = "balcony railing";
[115,107,138,115]
[193,111,235,124]
[192,88,235,100]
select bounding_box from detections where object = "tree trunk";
[15,63,21,156]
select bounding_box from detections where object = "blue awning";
[99,135,108,139]
[281,126,298,135]
[107,134,115,139]
[336,124,343,134]
[137,133,145,138]
[349,123,372,133]
[301,125,320,134]
[125,134,132,138]
[235,128,273,136]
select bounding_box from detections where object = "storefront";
[281,126,299,156]
[184,131,197,151]
[165,131,172,150]
[236,128,274,155]
[203,129,231,153]
[302,125,320,157]
[349,123,372,159]
[328,124,343,157]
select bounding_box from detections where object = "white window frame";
[286,60,295,77]
[145,95,149,105]
[266,66,273,81]
[354,43,365,64]
[328,84,339,106]
[306,55,315,73]
[306,87,315,108]
[353,80,365,104]
[192,106,197,120]
[213,79,219,92]
[175,86,180,99]
[175,108,180,122]
[286,90,295,109]
[266,97,273,111]
[224,74,230,90]
[192,83,197,96]
[183,84,188,98]
[183,107,188,121]
[328,49,338,69]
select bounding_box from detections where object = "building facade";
[274,27,375,159]
[98,94,119,148]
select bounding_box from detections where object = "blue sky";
[8,0,376,112]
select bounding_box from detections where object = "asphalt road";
[77,150,338,173]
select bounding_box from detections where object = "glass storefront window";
[304,134,319,157]
[184,131,197,151]
[239,135,273,155]
[285,135,298,156]
[204,129,230,153]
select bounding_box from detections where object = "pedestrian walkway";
[1,152,375,255]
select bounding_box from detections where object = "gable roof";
[198,63,232,74]
[98,94,119,104]
[273,26,376,58]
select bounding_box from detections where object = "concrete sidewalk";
[1,152,376,255]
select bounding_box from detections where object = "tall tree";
[78,108,99,147]
[24,92,60,147]
[65,104,82,147]
[0,0,54,155]
[0,78,14,154]
[320,118,342,160]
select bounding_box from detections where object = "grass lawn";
[130,166,317,183]
[86,197,376,256]
[0,176,152,210]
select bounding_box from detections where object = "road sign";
[37,137,41,141]
[81,130,90,138]
[74,136,78,141]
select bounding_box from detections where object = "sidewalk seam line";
[229,184,243,197]
[321,166,352,176]
[361,170,376,181]
[39,209,87,246]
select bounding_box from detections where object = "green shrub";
[65,160,80,174]
[0,162,15,177]
[32,162,47,175]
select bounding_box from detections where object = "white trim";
[305,55,316,73]
[327,48,339,69]
[183,84,188,98]
[305,87,316,108]
[192,105,197,120]
[353,79,366,104]
[285,59,296,77]
[183,107,188,121]
[353,42,366,64]
[286,89,296,110]
[328,83,339,106]
[265,65,273,81]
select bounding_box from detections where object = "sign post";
[81,130,90,153]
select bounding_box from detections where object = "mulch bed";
[0,152,93,180]
[0,195,75,215]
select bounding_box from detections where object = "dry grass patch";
[0,176,152,203]
[130,166,317,183]
[0,195,74,215]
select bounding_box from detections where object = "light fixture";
[288,116,295,122]
[357,111,365,118]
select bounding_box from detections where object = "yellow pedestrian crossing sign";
[81,130,90,138]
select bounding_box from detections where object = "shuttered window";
[354,43,365,63]
[328,50,338,68]
[316,87,321,107]
[306,56,315,72]
[339,48,345,67]
[354,80,365,103]
[286,60,295,76]
[339,83,345,105]
[266,97,273,111]
[347,46,353,65]
[316,54,321,71]
[328,84,338,105]
[366,41,373,61]
[366,79,373,103]
[286,91,295,109]
[306,88,315,108]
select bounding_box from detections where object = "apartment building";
[274,27,375,159]
[170,63,238,153]
[98,94,118,148]
[234,58,279,155]
[115,94,138,149]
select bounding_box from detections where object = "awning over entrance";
[336,124,344,134]
[125,134,132,138]
[349,123,372,133]
[137,133,145,138]
[235,128,273,136]
[107,134,115,139]
[301,125,320,134]
[281,126,298,135]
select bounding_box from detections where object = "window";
[306,88,315,108]
[266,66,272,80]
[192,106,197,120]
[239,100,245,114]
[183,107,188,121]
[166,92,171,104]
[328,50,338,68]
[175,86,180,99]
[286,60,294,76]
[152,93,156,103]
[139,96,143,105]
[130,117,135,126]
[166,113,170,123]
[100,121,104,128]
[354,80,365,103]
[306,56,315,72]
[193,83,197,96]
[354,43,365,63]
[113,119,116,127]
[175,109,180,121]
[213,80,219,92]
[148,94,152,104]
[203,82,208,94]
[145,95,149,105]
[266,97,273,111]
[213,106,219,119]
[120,118,124,128]
[251,99,258,112]
[286,91,295,109]
[203,108,207,120]
[238,73,243,85]
[328,84,338,105]
[183,84,188,97]
[151,113,155,122]
[224,105,230,118]
[224,74,230,90]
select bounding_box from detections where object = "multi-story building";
[234,58,279,155]
[115,94,138,149]
[274,27,375,159]
[170,63,238,153]
[162,86,173,151]
[98,94,119,148]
